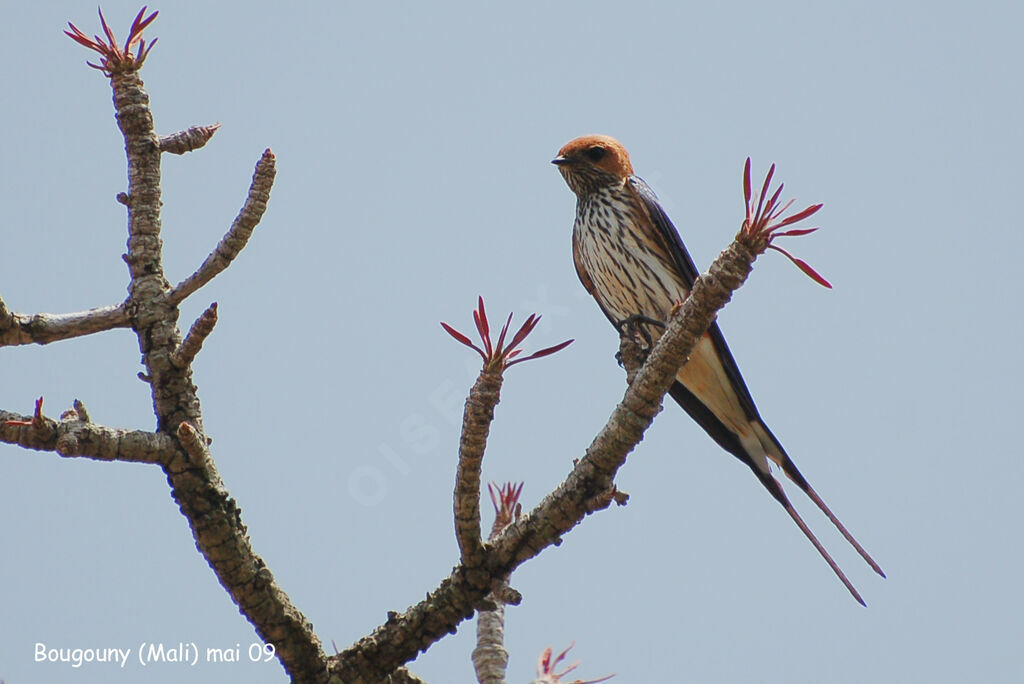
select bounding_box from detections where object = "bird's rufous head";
[552,135,634,196]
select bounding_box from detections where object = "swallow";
[553,134,884,604]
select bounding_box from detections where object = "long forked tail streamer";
[798,481,886,578]
[782,500,866,606]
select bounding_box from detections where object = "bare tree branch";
[473,483,522,684]
[60,17,327,679]
[445,300,573,576]
[170,302,218,369]
[107,65,327,682]
[474,604,509,684]
[0,298,130,347]
[1,401,177,464]
[454,369,503,568]
[157,123,220,154]
[166,150,276,306]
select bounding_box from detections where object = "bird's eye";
[585,146,606,162]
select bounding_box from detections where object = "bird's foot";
[615,313,665,350]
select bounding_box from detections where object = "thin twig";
[170,302,218,368]
[167,150,276,306]
[157,123,220,154]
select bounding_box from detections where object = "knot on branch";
[585,484,629,514]
[490,581,521,606]
[53,399,92,455]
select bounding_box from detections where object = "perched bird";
[553,135,883,604]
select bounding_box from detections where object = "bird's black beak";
[551,156,569,166]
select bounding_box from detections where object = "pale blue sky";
[2,1,1022,682]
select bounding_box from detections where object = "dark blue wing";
[628,175,766,425]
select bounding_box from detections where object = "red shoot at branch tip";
[488,481,524,529]
[536,642,615,684]
[441,297,573,371]
[65,6,159,75]
[4,396,44,427]
[740,159,831,289]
